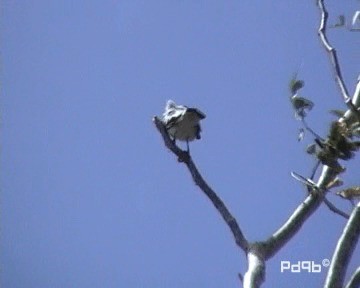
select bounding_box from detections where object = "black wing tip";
[195,125,202,139]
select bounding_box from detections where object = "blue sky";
[2,1,360,287]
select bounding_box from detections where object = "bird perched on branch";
[162,100,206,152]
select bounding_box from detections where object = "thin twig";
[310,160,321,180]
[323,197,350,219]
[317,0,356,110]
[301,118,324,142]
[153,116,249,253]
[291,171,318,189]
[294,168,349,219]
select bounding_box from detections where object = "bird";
[162,100,206,152]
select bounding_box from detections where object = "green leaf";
[289,78,304,94]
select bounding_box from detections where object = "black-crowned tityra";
[162,100,206,152]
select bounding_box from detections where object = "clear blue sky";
[2,1,360,287]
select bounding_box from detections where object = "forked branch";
[324,203,360,288]
[317,0,353,108]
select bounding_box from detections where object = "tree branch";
[153,116,249,253]
[263,191,324,259]
[353,76,360,106]
[345,266,360,288]
[243,251,265,288]
[308,161,349,219]
[323,197,350,219]
[317,0,354,109]
[263,164,340,260]
[324,202,360,288]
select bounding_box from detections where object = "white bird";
[162,100,206,152]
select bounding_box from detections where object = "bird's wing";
[186,108,206,119]
[195,124,202,139]
[163,109,184,128]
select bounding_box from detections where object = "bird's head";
[165,100,177,110]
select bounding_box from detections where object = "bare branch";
[353,76,360,108]
[292,169,348,218]
[301,118,325,141]
[293,169,348,218]
[263,192,324,259]
[243,251,265,288]
[153,116,249,253]
[310,160,321,180]
[323,197,350,219]
[291,171,318,189]
[345,266,360,288]
[317,0,355,109]
[324,202,360,288]
[263,164,340,260]
[341,77,360,128]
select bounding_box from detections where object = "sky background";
[2,1,360,287]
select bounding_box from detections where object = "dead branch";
[317,0,356,111]
[153,116,249,253]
